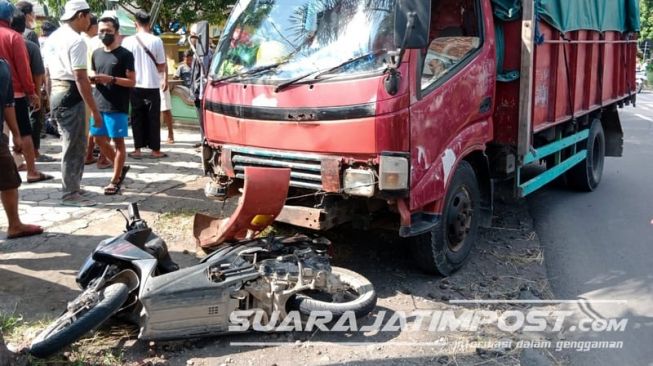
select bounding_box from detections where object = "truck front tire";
[410,161,480,276]
[567,120,605,192]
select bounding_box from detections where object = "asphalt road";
[528,93,653,365]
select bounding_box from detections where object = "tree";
[39,0,235,30]
[641,0,653,40]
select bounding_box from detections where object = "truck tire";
[566,120,605,192]
[410,161,480,276]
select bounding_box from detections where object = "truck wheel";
[410,161,480,276]
[566,120,605,192]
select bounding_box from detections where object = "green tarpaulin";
[491,0,640,33]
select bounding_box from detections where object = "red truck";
[199,0,639,275]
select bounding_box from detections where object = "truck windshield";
[210,0,396,83]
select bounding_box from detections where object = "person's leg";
[15,98,49,181]
[57,101,87,197]
[130,89,146,156]
[0,134,42,237]
[29,102,44,153]
[111,138,126,183]
[163,110,174,143]
[160,88,174,143]
[148,89,163,156]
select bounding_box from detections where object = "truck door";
[408,0,496,211]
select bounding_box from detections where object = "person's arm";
[70,39,102,127]
[155,40,168,90]
[13,35,38,106]
[93,51,136,88]
[4,106,23,153]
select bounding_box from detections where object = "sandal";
[84,157,98,165]
[104,181,121,195]
[128,151,143,159]
[17,163,27,171]
[148,152,168,159]
[62,193,96,207]
[27,172,54,184]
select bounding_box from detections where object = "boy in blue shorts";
[90,13,135,194]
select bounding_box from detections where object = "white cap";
[60,0,90,21]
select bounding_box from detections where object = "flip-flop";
[84,157,98,165]
[7,224,43,239]
[96,161,113,170]
[148,152,168,159]
[17,163,27,171]
[27,172,54,184]
[117,165,130,185]
[128,152,144,159]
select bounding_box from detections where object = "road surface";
[529,93,653,365]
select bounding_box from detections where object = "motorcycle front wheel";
[30,282,129,359]
[289,267,377,318]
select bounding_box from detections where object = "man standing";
[82,14,110,169]
[122,10,167,159]
[15,0,37,44]
[43,0,102,207]
[0,0,51,183]
[174,49,193,88]
[89,13,133,195]
[0,59,43,239]
[11,10,50,162]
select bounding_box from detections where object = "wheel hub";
[446,187,473,252]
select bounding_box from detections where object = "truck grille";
[229,146,324,190]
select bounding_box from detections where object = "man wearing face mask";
[89,12,134,195]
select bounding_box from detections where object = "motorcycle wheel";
[30,282,129,359]
[289,267,376,318]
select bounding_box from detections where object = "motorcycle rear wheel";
[30,282,129,359]
[289,267,376,318]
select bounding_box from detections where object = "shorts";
[90,112,129,139]
[160,88,172,112]
[15,97,33,137]
[0,133,22,191]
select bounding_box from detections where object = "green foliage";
[38,0,235,28]
[641,0,653,40]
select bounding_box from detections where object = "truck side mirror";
[194,21,210,59]
[394,0,431,49]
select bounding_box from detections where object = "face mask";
[99,33,115,46]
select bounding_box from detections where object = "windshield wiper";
[211,62,286,84]
[275,49,388,93]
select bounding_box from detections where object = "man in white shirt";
[122,10,167,159]
[42,0,102,206]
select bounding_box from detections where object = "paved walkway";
[0,129,204,241]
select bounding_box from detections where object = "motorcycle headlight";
[343,168,375,197]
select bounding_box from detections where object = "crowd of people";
[0,0,208,239]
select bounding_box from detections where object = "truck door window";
[421,0,481,90]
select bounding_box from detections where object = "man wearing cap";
[42,0,103,207]
[0,0,51,184]
[89,12,134,195]
[122,10,167,159]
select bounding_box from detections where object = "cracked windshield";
[211,0,395,82]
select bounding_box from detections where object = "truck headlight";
[343,168,375,197]
[379,155,409,191]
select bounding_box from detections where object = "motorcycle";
[30,168,377,359]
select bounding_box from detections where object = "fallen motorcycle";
[30,168,377,359]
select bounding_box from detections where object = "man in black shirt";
[89,13,135,195]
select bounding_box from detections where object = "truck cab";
[201,0,637,275]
